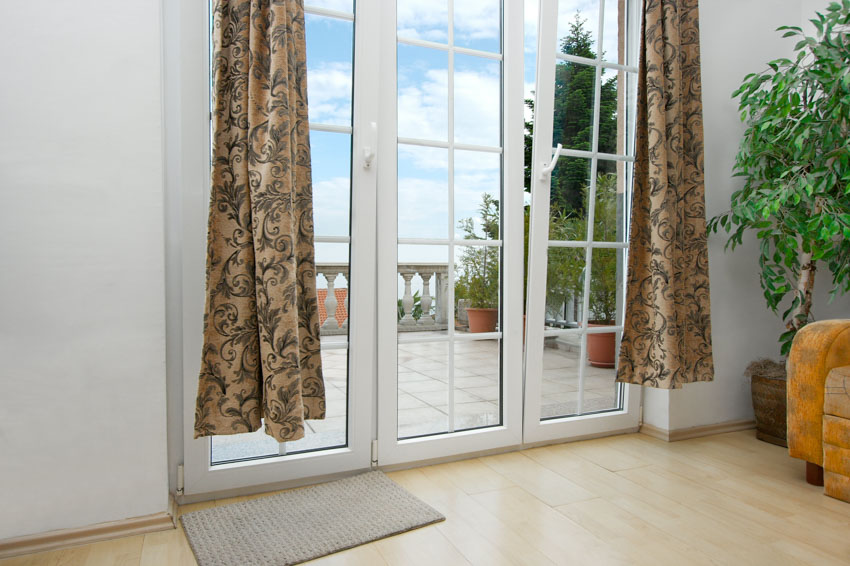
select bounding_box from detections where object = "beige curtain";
[616,0,714,389]
[194,0,325,442]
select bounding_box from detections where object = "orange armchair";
[787,319,850,490]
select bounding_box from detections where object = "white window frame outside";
[523,0,641,445]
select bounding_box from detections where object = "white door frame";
[523,0,640,445]
[177,0,380,496]
[375,0,526,466]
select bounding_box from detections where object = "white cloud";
[308,62,352,126]
[397,0,501,49]
[398,65,501,156]
[398,69,449,142]
[453,67,501,147]
[313,176,350,238]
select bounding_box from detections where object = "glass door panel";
[377,0,524,466]
[183,0,379,496]
[208,5,356,465]
[524,0,640,444]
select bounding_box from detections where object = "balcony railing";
[316,262,450,335]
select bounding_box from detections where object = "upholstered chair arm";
[787,319,850,466]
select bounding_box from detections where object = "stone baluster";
[399,270,416,326]
[322,271,339,330]
[439,271,449,326]
[340,269,349,331]
[433,272,443,325]
[418,270,434,325]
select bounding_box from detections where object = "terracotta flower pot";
[587,321,616,368]
[466,307,498,333]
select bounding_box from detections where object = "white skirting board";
[0,497,176,559]
[639,419,757,442]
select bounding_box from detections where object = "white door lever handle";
[364,122,377,168]
[539,143,562,180]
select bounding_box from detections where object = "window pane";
[210,345,349,463]
[455,244,501,335]
[590,169,624,242]
[454,339,501,431]
[587,248,617,324]
[306,14,353,127]
[557,1,600,60]
[541,338,580,419]
[398,145,448,239]
[455,54,501,147]
[397,245,450,339]
[311,131,351,238]
[583,330,622,413]
[398,341,450,438]
[598,67,618,155]
[398,0,448,43]
[454,0,501,53]
[549,157,591,239]
[398,45,449,141]
[455,150,501,240]
[545,247,586,328]
[602,0,621,63]
[552,60,596,151]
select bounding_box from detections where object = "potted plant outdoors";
[585,173,619,368]
[708,4,850,446]
[544,173,620,364]
[456,194,501,333]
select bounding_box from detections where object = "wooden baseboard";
[640,419,756,442]
[0,498,176,559]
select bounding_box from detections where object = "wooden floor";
[4,430,850,565]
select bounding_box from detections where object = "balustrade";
[315,262,449,335]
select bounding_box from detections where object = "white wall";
[0,0,168,540]
[643,0,850,431]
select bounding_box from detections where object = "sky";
[303,0,625,289]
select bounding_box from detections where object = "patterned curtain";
[194,0,325,442]
[616,0,714,389]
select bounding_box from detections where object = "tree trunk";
[787,199,822,333]
[787,250,816,332]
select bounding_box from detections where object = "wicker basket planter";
[747,359,787,447]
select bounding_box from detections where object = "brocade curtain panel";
[616,0,714,389]
[194,0,325,442]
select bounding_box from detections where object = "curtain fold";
[194,0,325,442]
[616,0,714,389]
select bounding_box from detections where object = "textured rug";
[180,471,445,566]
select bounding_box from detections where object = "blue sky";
[304,0,624,278]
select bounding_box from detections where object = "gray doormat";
[180,471,445,566]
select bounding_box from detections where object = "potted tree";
[456,194,500,333]
[708,3,850,445]
[585,174,619,367]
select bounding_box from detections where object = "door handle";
[539,143,562,180]
[363,121,377,169]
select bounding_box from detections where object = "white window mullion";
[446,0,456,434]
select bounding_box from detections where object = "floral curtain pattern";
[194,0,325,442]
[616,0,714,389]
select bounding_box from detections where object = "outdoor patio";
[211,336,619,463]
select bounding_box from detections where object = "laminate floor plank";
[3,431,848,566]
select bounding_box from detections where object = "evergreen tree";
[525,13,618,216]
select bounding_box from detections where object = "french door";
[375,0,525,466]
[178,0,638,498]
[523,0,641,444]
[180,0,380,496]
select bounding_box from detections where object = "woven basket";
[751,373,787,447]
